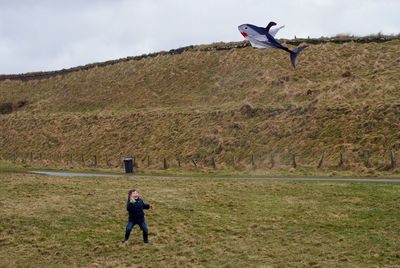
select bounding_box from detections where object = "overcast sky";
[0,0,399,74]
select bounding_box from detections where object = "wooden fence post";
[177,157,181,168]
[251,154,255,169]
[317,153,325,169]
[270,154,275,169]
[389,150,396,169]
[147,156,150,167]
[94,155,97,167]
[191,159,197,168]
[133,156,138,168]
[211,157,216,169]
[292,153,297,169]
[81,154,85,166]
[163,158,168,169]
[363,151,371,168]
[338,152,344,168]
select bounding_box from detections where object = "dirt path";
[30,170,400,183]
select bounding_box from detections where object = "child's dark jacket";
[126,198,150,222]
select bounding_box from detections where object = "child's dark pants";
[124,219,148,243]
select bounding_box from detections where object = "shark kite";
[238,21,307,68]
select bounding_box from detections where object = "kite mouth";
[240,32,248,37]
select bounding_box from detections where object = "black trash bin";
[123,157,134,174]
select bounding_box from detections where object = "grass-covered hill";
[0,37,399,172]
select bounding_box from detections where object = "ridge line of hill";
[0,35,398,82]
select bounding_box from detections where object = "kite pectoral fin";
[269,25,285,37]
[289,45,308,68]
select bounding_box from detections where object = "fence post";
[133,156,138,168]
[163,158,168,169]
[317,153,325,169]
[363,151,371,168]
[389,150,396,169]
[30,152,33,162]
[338,152,344,168]
[177,157,181,168]
[211,157,216,169]
[94,155,97,167]
[251,154,255,169]
[81,154,85,166]
[270,154,275,169]
[292,153,297,169]
[191,159,197,168]
[147,156,150,167]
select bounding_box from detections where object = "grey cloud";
[0,0,398,74]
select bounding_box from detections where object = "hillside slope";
[1,40,399,171]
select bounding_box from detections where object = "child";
[122,189,154,244]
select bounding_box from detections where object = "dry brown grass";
[0,40,399,172]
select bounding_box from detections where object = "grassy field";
[1,172,399,267]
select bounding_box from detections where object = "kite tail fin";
[290,45,307,68]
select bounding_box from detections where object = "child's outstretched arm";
[143,202,155,209]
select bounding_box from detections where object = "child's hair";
[128,189,136,197]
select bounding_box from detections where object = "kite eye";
[245,27,248,29]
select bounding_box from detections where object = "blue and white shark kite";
[238,21,306,68]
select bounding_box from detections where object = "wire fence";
[0,150,397,171]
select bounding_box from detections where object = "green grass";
[1,172,399,267]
